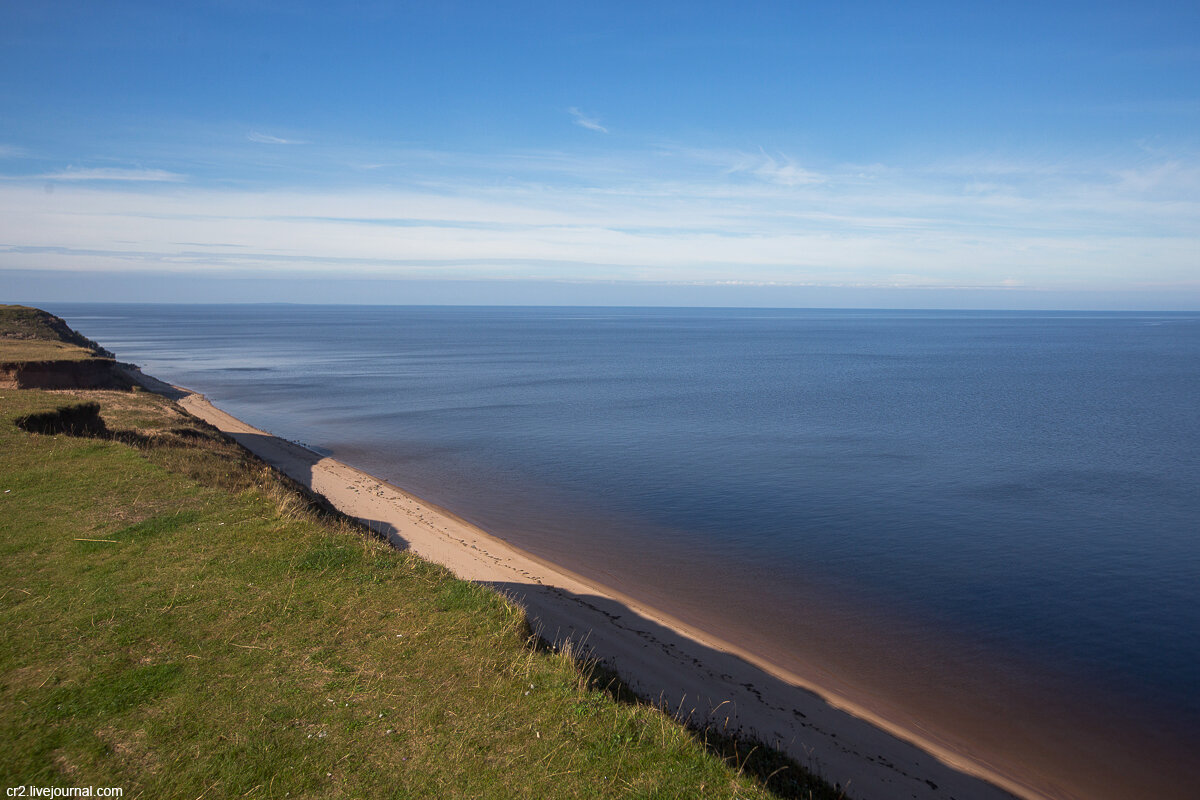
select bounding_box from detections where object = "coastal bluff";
[0,305,132,389]
[0,357,133,390]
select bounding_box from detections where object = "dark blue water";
[51,304,1200,796]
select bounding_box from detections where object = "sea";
[47,303,1200,798]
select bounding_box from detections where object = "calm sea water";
[51,303,1200,796]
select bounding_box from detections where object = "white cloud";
[750,152,824,187]
[1114,160,1200,200]
[31,167,185,182]
[0,144,1196,293]
[248,131,306,144]
[679,146,825,187]
[568,107,608,134]
[0,144,25,159]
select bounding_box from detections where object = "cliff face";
[0,358,133,390]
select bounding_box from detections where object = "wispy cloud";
[678,146,825,187]
[0,144,25,159]
[1114,160,1200,200]
[31,167,185,182]
[248,131,306,145]
[0,143,1196,296]
[746,151,824,187]
[568,107,608,133]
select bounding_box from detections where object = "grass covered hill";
[0,304,114,363]
[0,306,842,799]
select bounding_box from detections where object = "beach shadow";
[485,581,1018,800]
[121,365,190,400]
[198,429,413,549]
[356,517,409,551]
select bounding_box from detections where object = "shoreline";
[126,366,1033,800]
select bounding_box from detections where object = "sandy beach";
[120,365,1042,800]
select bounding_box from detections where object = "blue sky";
[2,1,1198,307]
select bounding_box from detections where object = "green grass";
[0,385,847,799]
[0,338,98,362]
[0,305,110,363]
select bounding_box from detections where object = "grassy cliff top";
[0,305,114,363]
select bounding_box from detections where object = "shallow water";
[53,303,1200,797]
